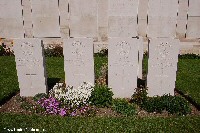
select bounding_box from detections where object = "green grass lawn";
[0,113,200,132]
[176,59,200,105]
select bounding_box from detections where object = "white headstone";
[186,17,200,38]
[32,0,60,37]
[147,0,178,38]
[176,0,188,38]
[22,0,33,38]
[69,0,97,37]
[63,38,94,88]
[108,0,139,37]
[13,39,47,96]
[138,0,148,37]
[147,38,180,96]
[59,0,69,38]
[188,0,200,16]
[98,0,108,42]
[0,0,23,38]
[108,38,139,98]
[137,37,144,79]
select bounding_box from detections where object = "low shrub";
[131,88,191,115]
[89,85,113,107]
[142,95,191,115]
[112,99,136,116]
[131,87,148,106]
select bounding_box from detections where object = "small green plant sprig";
[112,99,136,116]
[131,87,148,106]
[89,85,113,107]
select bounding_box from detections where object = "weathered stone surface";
[147,38,180,96]
[176,0,188,38]
[63,38,94,88]
[69,0,97,37]
[186,17,200,38]
[108,0,138,17]
[22,0,33,38]
[108,16,137,37]
[0,0,23,38]
[59,0,69,38]
[108,0,139,37]
[147,0,178,38]
[138,0,148,37]
[32,0,60,37]
[188,0,200,16]
[98,0,108,42]
[108,38,139,98]
[13,39,47,96]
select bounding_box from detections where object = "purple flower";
[59,108,67,116]
[70,111,77,116]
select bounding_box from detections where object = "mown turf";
[0,113,200,133]
[0,56,18,103]
[176,59,200,105]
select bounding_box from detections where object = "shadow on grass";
[47,78,61,92]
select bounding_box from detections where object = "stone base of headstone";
[147,38,180,97]
[108,37,141,98]
[13,38,47,96]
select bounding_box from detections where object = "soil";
[0,92,200,117]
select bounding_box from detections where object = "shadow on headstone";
[47,78,61,92]
[137,78,146,88]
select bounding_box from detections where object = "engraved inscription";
[114,41,132,66]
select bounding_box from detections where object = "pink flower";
[59,108,67,116]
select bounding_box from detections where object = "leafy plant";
[89,85,113,107]
[0,45,5,56]
[33,93,48,102]
[112,99,136,116]
[141,95,191,115]
[165,96,191,115]
[131,87,148,106]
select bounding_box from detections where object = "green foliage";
[44,45,63,57]
[112,99,136,116]
[89,85,113,107]
[94,48,108,57]
[166,95,191,115]
[178,54,200,59]
[0,45,5,56]
[142,95,191,115]
[33,93,48,102]
[131,87,148,106]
